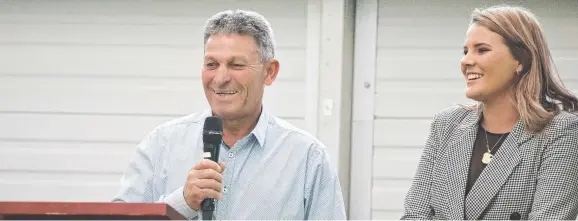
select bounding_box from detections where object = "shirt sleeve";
[111,128,199,220]
[303,145,347,220]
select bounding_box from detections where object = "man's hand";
[183,159,226,210]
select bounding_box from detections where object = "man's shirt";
[112,108,347,220]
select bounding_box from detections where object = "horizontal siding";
[0,19,306,48]
[0,46,305,81]
[0,141,132,173]
[0,171,120,201]
[373,147,422,180]
[372,179,411,211]
[0,0,309,203]
[376,0,578,19]
[0,113,306,142]
[0,0,307,18]
[373,119,432,147]
[375,81,474,118]
[0,77,306,118]
[373,0,578,219]
[372,211,403,219]
[377,21,578,50]
[376,49,578,81]
[375,81,578,118]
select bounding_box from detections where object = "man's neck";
[481,95,519,134]
[220,106,262,148]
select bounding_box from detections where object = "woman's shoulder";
[432,104,477,125]
[546,111,578,134]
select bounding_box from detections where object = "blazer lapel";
[444,110,479,219]
[464,119,534,219]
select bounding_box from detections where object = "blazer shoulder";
[546,111,578,135]
[432,105,476,125]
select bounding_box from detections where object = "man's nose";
[213,66,231,85]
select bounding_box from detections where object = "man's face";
[202,34,278,120]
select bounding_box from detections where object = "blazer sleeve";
[529,116,578,220]
[400,113,441,220]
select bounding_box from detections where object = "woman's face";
[461,23,522,102]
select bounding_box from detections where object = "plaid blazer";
[401,105,578,220]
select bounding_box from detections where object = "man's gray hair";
[203,9,276,63]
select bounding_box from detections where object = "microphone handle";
[203,143,220,162]
[200,142,219,220]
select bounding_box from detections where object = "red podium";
[0,201,186,220]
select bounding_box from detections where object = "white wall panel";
[0,0,307,18]
[0,20,306,48]
[373,147,422,179]
[372,180,411,211]
[0,46,305,80]
[376,49,578,81]
[0,113,306,142]
[0,172,120,201]
[0,142,132,173]
[0,77,306,118]
[375,81,474,118]
[373,119,431,147]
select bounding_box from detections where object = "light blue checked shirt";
[112,107,346,220]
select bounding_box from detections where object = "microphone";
[200,116,223,220]
[509,212,521,220]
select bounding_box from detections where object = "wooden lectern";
[0,201,186,220]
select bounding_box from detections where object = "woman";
[401,5,578,220]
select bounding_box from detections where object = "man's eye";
[206,63,218,68]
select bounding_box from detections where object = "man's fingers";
[193,179,223,193]
[192,159,220,171]
[191,169,223,183]
[200,188,222,200]
[219,162,226,173]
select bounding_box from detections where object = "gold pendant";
[482,152,493,164]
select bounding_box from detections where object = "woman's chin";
[465,88,485,102]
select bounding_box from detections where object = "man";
[112,9,347,220]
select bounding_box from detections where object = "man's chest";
[161,143,311,219]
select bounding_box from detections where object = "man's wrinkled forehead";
[203,34,260,62]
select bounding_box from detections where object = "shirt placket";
[215,141,240,219]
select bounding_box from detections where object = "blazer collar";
[445,108,534,219]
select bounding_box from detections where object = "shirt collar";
[251,106,268,147]
[202,106,269,148]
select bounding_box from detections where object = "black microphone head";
[203,116,223,144]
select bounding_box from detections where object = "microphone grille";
[203,116,223,132]
[203,116,223,144]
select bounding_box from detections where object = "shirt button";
[228,152,234,158]
[223,187,229,193]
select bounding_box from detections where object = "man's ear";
[264,59,280,86]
